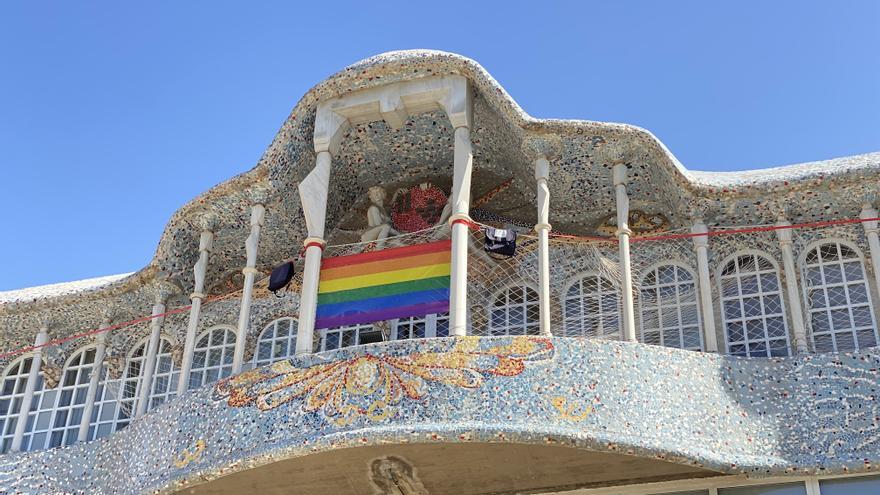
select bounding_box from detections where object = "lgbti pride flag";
[315,240,451,329]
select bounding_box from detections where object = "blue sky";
[1,1,878,291]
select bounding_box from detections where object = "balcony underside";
[178,442,720,495]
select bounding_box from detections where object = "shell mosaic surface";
[2,49,880,492]
[2,336,880,493]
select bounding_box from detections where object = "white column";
[448,125,474,337]
[691,220,719,353]
[10,327,48,452]
[232,203,265,373]
[296,103,347,356]
[861,205,880,302]
[776,218,809,353]
[77,325,107,442]
[135,290,169,418]
[177,217,215,394]
[613,164,637,342]
[534,156,552,336]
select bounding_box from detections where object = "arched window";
[25,347,96,450]
[88,341,145,440]
[563,275,620,339]
[718,252,790,357]
[146,338,179,411]
[254,318,298,368]
[489,286,540,336]
[802,241,878,352]
[639,264,703,350]
[320,323,377,352]
[187,327,235,390]
[0,357,32,453]
[393,313,450,340]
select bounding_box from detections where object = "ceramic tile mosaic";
[1,337,880,493]
[1,49,880,493]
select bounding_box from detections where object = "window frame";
[637,261,704,351]
[715,250,791,357]
[561,271,622,339]
[253,317,299,368]
[187,325,236,390]
[487,283,541,337]
[798,238,879,352]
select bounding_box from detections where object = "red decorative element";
[391,184,448,233]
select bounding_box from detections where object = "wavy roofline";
[2,49,877,308]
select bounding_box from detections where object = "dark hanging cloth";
[484,227,517,258]
[268,261,295,297]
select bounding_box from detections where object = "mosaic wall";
[1,336,880,493]
[2,48,880,493]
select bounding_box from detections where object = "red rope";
[4,215,877,360]
[0,292,240,361]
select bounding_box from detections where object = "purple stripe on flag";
[314,300,450,330]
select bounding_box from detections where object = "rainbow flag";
[315,240,451,329]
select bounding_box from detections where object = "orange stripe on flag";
[320,240,451,269]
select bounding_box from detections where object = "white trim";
[24,345,98,451]
[187,325,236,390]
[487,283,542,337]
[0,356,33,453]
[318,323,376,352]
[88,339,147,441]
[391,312,450,340]
[798,238,879,352]
[253,317,299,368]
[715,250,791,357]
[561,271,622,339]
[637,261,704,351]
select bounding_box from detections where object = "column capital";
[249,186,269,206]
[249,203,266,227]
[152,280,181,305]
[521,135,562,163]
[691,220,709,248]
[775,217,794,244]
[197,212,219,232]
[534,156,550,182]
[612,162,628,186]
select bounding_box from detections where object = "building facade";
[1,50,880,494]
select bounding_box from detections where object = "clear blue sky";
[1,1,878,291]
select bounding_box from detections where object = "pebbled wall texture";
[1,336,879,494]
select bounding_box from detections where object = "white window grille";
[88,341,145,441]
[563,275,620,339]
[253,318,298,368]
[319,323,376,352]
[187,327,235,390]
[147,338,179,411]
[0,357,32,453]
[802,241,878,352]
[718,252,790,357]
[489,286,540,336]
[392,313,450,340]
[639,264,703,351]
[24,347,96,451]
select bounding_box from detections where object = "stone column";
[534,156,552,336]
[177,214,216,394]
[10,325,49,452]
[448,124,474,337]
[861,205,880,303]
[612,164,637,342]
[77,317,109,442]
[232,200,266,373]
[296,150,333,355]
[691,219,719,352]
[135,287,172,418]
[776,217,809,353]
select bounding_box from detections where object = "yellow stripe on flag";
[318,263,450,294]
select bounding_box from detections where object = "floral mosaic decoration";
[213,336,554,425]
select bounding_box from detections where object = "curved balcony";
[1,336,879,494]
